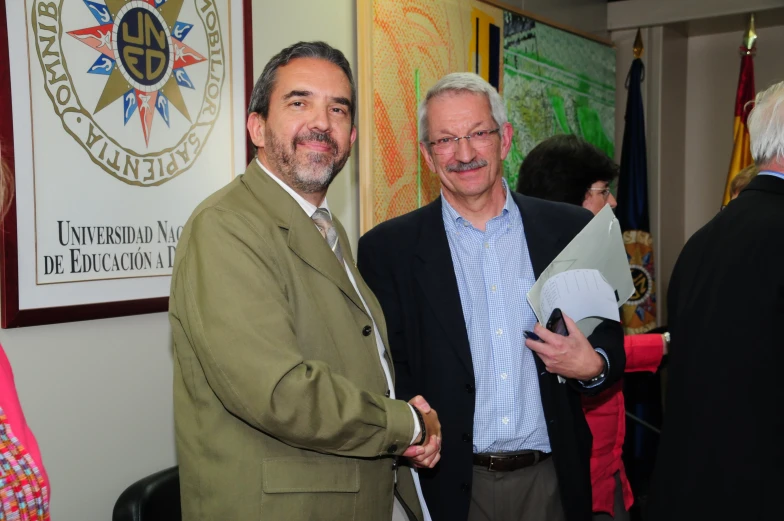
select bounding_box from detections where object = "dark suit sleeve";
[572,318,626,395]
[357,234,417,402]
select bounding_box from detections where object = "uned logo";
[116,6,171,88]
[31,0,225,186]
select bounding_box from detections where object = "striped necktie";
[311,208,344,265]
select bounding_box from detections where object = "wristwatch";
[412,406,427,446]
[586,350,608,384]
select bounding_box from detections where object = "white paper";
[527,204,633,335]
[540,269,620,327]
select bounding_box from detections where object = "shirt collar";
[758,170,784,182]
[441,178,514,229]
[256,158,331,218]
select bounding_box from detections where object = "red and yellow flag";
[722,31,756,206]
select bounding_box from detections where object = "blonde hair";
[730,163,759,198]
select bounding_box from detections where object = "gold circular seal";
[31,0,225,186]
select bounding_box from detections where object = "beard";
[264,129,351,194]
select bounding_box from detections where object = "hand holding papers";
[524,311,608,382]
[526,205,632,384]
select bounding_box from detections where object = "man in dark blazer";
[358,73,625,521]
[646,81,784,521]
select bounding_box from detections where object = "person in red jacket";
[516,134,667,521]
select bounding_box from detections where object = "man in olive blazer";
[169,42,439,521]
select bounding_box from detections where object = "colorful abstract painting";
[361,0,615,229]
[502,12,615,189]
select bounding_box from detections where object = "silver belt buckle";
[488,455,501,472]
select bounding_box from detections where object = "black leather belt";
[472,451,551,472]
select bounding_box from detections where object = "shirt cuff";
[409,405,421,445]
[580,348,610,388]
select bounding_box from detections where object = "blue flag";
[618,56,663,509]
[616,58,656,334]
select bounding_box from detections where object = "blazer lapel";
[512,192,562,380]
[241,161,366,314]
[288,218,367,314]
[513,192,561,279]
[341,234,394,376]
[414,199,475,377]
[336,219,385,337]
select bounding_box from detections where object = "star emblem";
[69,0,206,146]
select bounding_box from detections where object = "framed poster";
[0,0,254,327]
[357,0,614,232]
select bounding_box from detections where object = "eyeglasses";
[428,128,501,155]
[587,187,611,200]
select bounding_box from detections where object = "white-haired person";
[647,81,784,521]
[358,72,625,521]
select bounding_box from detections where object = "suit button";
[385,389,391,397]
[391,459,399,470]
[462,433,472,443]
[460,482,471,493]
[362,325,372,336]
[387,444,398,454]
[465,383,475,393]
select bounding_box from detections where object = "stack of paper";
[527,205,634,337]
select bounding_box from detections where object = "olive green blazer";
[170,160,423,521]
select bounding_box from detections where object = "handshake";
[404,395,442,469]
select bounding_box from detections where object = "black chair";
[112,466,181,521]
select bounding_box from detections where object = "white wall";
[520,0,608,36]
[656,27,688,322]
[1,1,357,520]
[684,24,784,238]
[251,0,360,250]
[2,314,176,521]
[608,0,784,31]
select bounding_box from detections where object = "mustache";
[446,159,488,172]
[294,131,338,154]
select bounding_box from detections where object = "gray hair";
[748,80,784,166]
[247,41,356,123]
[417,72,507,143]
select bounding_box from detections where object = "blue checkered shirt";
[442,181,551,454]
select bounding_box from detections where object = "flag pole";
[721,13,757,206]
